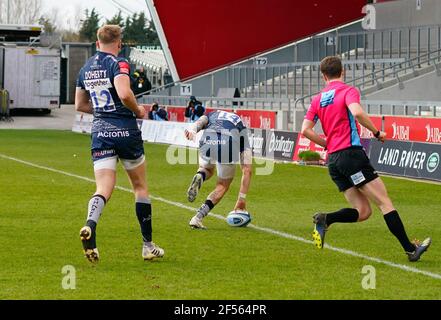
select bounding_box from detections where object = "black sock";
[197,171,207,181]
[383,210,415,253]
[86,220,97,230]
[205,200,215,210]
[85,220,97,248]
[326,208,359,226]
[136,201,152,243]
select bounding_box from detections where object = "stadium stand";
[134,0,441,131]
[130,47,170,89]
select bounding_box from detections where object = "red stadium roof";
[146,0,369,81]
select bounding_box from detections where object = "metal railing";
[226,58,406,100]
[139,95,292,112]
[362,100,441,117]
[307,24,441,64]
[294,48,441,112]
[130,23,441,100]
[134,79,180,99]
[220,24,441,99]
[131,23,441,103]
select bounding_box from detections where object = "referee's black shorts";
[328,147,379,192]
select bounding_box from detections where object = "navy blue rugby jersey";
[199,111,250,163]
[76,51,138,133]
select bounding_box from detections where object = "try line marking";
[1,153,440,281]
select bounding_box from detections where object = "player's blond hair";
[97,25,122,45]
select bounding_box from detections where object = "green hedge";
[298,150,321,162]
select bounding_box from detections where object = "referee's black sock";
[383,210,415,253]
[325,208,359,226]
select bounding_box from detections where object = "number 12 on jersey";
[84,78,116,112]
[218,111,241,125]
[90,89,116,112]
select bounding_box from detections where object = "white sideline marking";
[1,153,440,281]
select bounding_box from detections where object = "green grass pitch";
[0,130,440,300]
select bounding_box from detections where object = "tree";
[124,12,160,46]
[61,5,83,42]
[39,16,57,34]
[124,12,150,45]
[0,0,42,24]
[79,8,101,42]
[39,7,61,35]
[146,19,161,47]
[106,10,125,28]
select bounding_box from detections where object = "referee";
[301,56,431,262]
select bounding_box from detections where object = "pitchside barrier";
[143,105,277,130]
[72,114,441,182]
[368,140,441,182]
[72,113,298,161]
[383,117,441,144]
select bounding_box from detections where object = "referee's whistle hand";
[377,131,387,143]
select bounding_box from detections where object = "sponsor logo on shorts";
[351,171,366,185]
[97,131,130,138]
[93,150,115,158]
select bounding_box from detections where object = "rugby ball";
[226,211,252,227]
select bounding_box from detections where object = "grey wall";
[63,43,93,103]
[372,0,441,29]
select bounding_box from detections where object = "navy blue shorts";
[91,129,144,162]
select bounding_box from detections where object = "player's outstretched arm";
[301,119,327,148]
[75,88,93,114]
[114,75,146,119]
[185,116,209,140]
[348,103,386,142]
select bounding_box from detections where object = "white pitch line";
[1,153,440,281]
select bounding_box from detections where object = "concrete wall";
[372,0,441,29]
[63,43,93,103]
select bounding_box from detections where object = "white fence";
[72,113,202,149]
